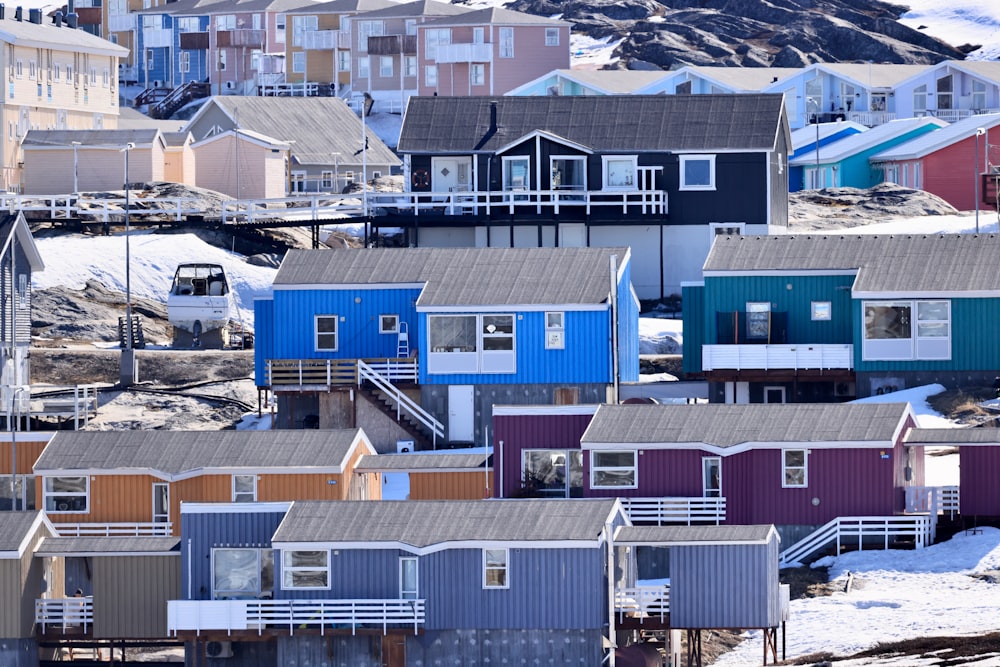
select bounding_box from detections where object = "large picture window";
[590,450,637,489]
[213,548,273,599]
[862,300,950,361]
[44,476,88,513]
[603,156,636,189]
[428,314,515,374]
[281,550,330,589]
[523,449,583,497]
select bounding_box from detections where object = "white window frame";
[380,314,399,334]
[292,51,305,74]
[545,311,564,349]
[380,55,393,78]
[275,14,286,43]
[470,63,484,87]
[545,27,559,46]
[358,56,369,79]
[703,457,721,498]
[15,60,22,79]
[499,27,513,58]
[212,547,273,599]
[602,155,637,190]
[152,482,169,523]
[405,19,417,36]
[590,450,637,489]
[43,476,89,513]
[427,313,515,374]
[216,14,235,30]
[315,314,339,351]
[472,27,484,44]
[502,156,530,195]
[782,449,808,488]
[281,550,330,590]
[321,170,334,189]
[679,154,716,191]
[404,55,417,78]
[425,65,437,88]
[178,16,199,32]
[17,274,27,309]
[400,556,418,599]
[357,20,384,52]
[28,60,36,80]
[292,14,318,47]
[425,28,451,60]
[811,301,831,321]
[862,299,951,361]
[338,50,351,72]
[232,474,257,502]
[483,548,509,589]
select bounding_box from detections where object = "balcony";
[179,32,209,50]
[36,597,93,635]
[167,599,425,636]
[266,358,417,388]
[108,13,136,32]
[702,343,854,371]
[371,188,667,218]
[77,6,101,25]
[143,27,172,48]
[435,42,493,63]
[53,522,173,537]
[303,30,341,50]
[618,497,725,526]
[614,585,669,624]
[217,29,266,48]
[368,34,416,55]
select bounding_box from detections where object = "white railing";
[702,343,853,371]
[36,597,93,633]
[167,598,425,636]
[33,383,100,429]
[779,515,931,567]
[0,193,214,223]
[143,28,172,48]
[435,42,493,63]
[54,522,173,536]
[358,360,443,447]
[118,65,138,83]
[371,188,667,217]
[906,485,960,518]
[619,497,726,525]
[303,30,339,50]
[614,585,669,622]
[847,111,897,127]
[267,358,417,387]
[258,82,320,97]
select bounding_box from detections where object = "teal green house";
[788,117,946,190]
[684,234,1000,403]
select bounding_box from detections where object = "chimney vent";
[28,7,40,23]
[53,10,62,26]
[14,6,22,21]
[66,12,77,28]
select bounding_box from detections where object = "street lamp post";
[975,127,986,234]
[8,385,25,511]
[120,142,137,387]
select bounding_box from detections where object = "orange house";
[0,432,56,511]
[356,451,492,500]
[33,429,380,536]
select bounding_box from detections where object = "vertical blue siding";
[273,549,401,601]
[180,510,287,600]
[682,284,705,375]
[617,259,639,382]
[254,298,274,387]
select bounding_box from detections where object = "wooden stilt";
[686,628,702,667]
[762,627,778,665]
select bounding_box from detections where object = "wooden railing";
[614,585,669,622]
[619,497,725,525]
[779,515,931,567]
[36,597,93,633]
[53,522,173,537]
[266,358,417,387]
[358,360,443,446]
[167,598,426,636]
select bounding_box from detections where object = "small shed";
[905,427,997,517]
[162,131,196,185]
[191,129,290,199]
[355,452,493,499]
[21,129,167,195]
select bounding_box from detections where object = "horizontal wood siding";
[420,310,612,385]
[0,438,52,474]
[409,471,493,500]
[961,446,1000,515]
[254,298,275,386]
[494,413,594,498]
[93,555,180,638]
[670,540,780,628]
[271,288,421,361]
[421,547,605,630]
[704,274,855,346]
[182,510,287,601]
[682,284,705,375]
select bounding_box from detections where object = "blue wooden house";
[787,117,946,190]
[135,0,212,90]
[254,246,638,450]
[684,233,1000,403]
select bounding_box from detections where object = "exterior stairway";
[150,81,210,119]
[357,382,435,451]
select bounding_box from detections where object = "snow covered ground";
[898,0,1000,61]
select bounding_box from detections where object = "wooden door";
[381,634,405,667]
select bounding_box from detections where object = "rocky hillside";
[505,0,967,69]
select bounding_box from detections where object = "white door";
[431,157,471,192]
[448,385,475,442]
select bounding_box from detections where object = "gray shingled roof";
[398,95,785,154]
[355,453,491,472]
[0,511,44,555]
[22,129,163,148]
[421,7,569,27]
[35,536,181,556]
[34,429,364,476]
[284,0,396,14]
[274,247,627,306]
[704,234,1000,293]
[195,97,399,167]
[904,428,1000,445]
[351,0,469,19]
[273,499,617,545]
[615,524,776,545]
[0,12,127,56]
[581,403,909,448]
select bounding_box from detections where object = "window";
[17,274,27,308]
[545,311,564,349]
[66,64,72,83]
[591,450,637,489]
[380,56,393,77]
[102,68,110,86]
[15,60,22,79]
[499,27,513,57]
[232,474,257,502]
[470,63,484,86]
[218,50,227,71]
[545,27,559,46]
[425,65,437,87]
[783,449,808,488]
[483,549,508,588]
[400,557,418,599]
[702,457,721,497]
[213,548,273,599]
[358,56,369,78]
[482,314,513,352]
[216,14,235,30]
[338,50,351,72]
[152,483,169,523]
[522,449,583,497]
[936,75,953,110]
[425,28,451,59]
[282,550,330,589]
[405,19,417,35]
[745,302,771,340]
[472,27,484,44]
[862,300,950,361]
[679,154,716,190]
[380,314,399,334]
[28,60,35,80]
[603,156,636,189]
[675,80,692,94]
[357,20,384,51]
[315,315,338,351]
[428,314,515,374]
[275,14,286,42]
[404,56,416,78]
[178,16,199,32]
[811,301,831,321]
[972,80,987,110]
[53,64,60,81]
[321,171,334,189]
[550,156,586,199]
[709,222,744,240]
[503,156,530,194]
[44,476,89,512]
[292,15,318,47]
[292,52,305,73]
[914,163,922,189]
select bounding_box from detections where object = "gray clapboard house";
[0,511,57,667]
[0,212,43,416]
[184,96,400,194]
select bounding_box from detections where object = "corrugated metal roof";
[0,13,127,55]
[273,498,617,545]
[790,120,868,153]
[704,234,1000,293]
[35,429,364,474]
[615,524,775,545]
[197,96,400,166]
[0,511,43,554]
[787,117,946,166]
[22,129,163,148]
[35,536,180,556]
[284,0,396,14]
[904,427,1000,444]
[351,0,470,19]
[421,7,569,27]
[274,247,627,306]
[355,453,491,471]
[870,113,1000,161]
[581,403,908,447]
[398,95,785,154]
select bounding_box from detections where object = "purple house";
[905,428,996,517]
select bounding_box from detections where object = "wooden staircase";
[133,86,170,109]
[357,382,435,451]
[149,81,210,119]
